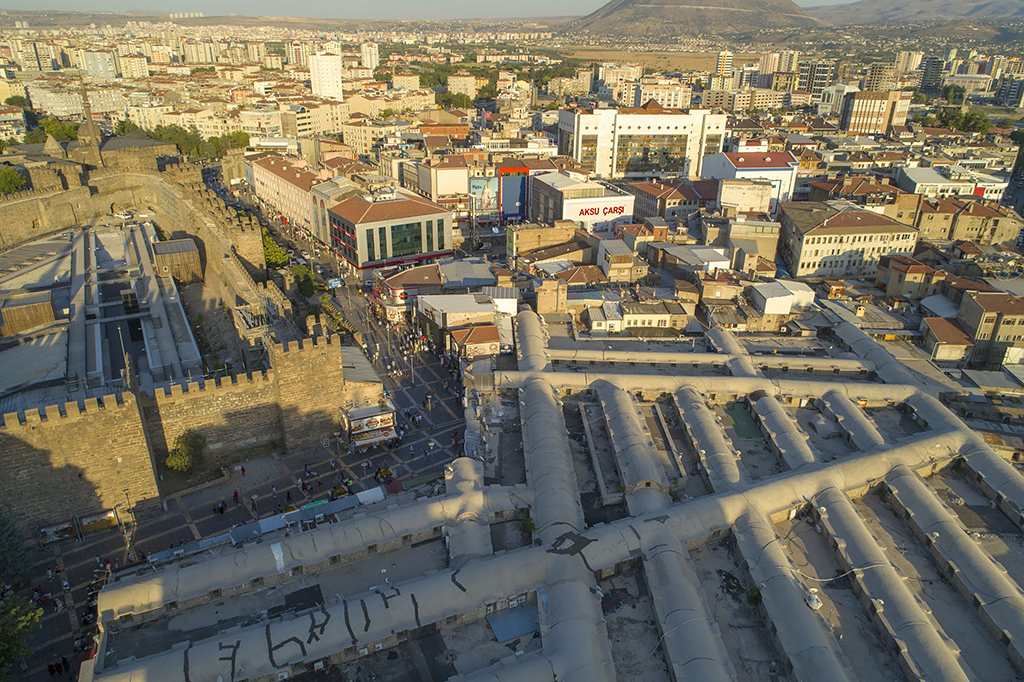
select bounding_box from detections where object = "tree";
[290,264,315,298]
[0,509,29,584]
[0,167,25,194]
[942,84,966,105]
[3,96,28,109]
[262,228,290,269]
[910,91,930,105]
[116,119,140,135]
[0,597,42,680]
[166,430,204,473]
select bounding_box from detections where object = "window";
[390,221,422,258]
[365,228,375,261]
[379,229,388,260]
[437,220,446,250]
[425,220,434,252]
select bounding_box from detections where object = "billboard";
[349,411,395,434]
[500,175,529,220]
[469,177,500,218]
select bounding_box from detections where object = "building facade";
[838,90,911,135]
[328,188,454,279]
[309,53,345,102]
[557,104,727,179]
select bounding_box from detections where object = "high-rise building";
[119,54,149,80]
[557,104,727,179]
[715,51,733,76]
[994,75,1024,108]
[360,42,379,71]
[758,52,780,79]
[894,50,923,73]
[308,53,345,101]
[862,62,896,92]
[797,59,837,101]
[288,41,309,67]
[920,56,945,93]
[778,50,800,73]
[82,51,118,80]
[838,90,911,135]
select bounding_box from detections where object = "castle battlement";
[149,370,273,403]
[274,334,339,354]
[0,393,133,428]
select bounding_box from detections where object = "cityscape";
[0,1,1024,681]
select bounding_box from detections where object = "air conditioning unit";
[313,661,324,672]
[314,514,325,523]
[277,672,289,681]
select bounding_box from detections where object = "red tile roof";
[329,190,449,225]
[723,151,798,169]
[924,317,974,346]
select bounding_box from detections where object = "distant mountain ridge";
[812,0,1024,25]
[565,0,822,36]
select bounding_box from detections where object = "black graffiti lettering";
[266,623,307,669]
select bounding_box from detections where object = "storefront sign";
[577,205,626,218]
[350,412,395,434]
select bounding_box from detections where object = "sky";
[4,0,858,20]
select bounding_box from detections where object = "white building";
[530,171,636,234]
[894,165,985,199]
[360,42,380,71]
[309,53,345,102]
[119,54,149,80]
[82,51,118,80]
[557,104,727,180]
[700,152,799,215]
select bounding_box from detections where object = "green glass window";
[365,228,375,261]
[379,228,388,260]
[390,221,423,258]
[426,220,434,252]
[437,220,445,250]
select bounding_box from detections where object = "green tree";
[262,228,290,269]
[0,167,25,194]
[166,430,205,473]
[0,597,42,680]
[227,130,249,148]
[435,92,473,109]
[3,96,28,109]
[290,264,315,298]
[0,509,29,584]
[190,66,215,74]
[116,119,140,135]
[910,91,930,105]
[942,84,966,105]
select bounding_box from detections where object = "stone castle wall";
[0,334,349,533]
[0,393,161,530]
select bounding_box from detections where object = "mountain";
[812,0,1024,25]
[565,0,822,36]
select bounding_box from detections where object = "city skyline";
[0,0,859,20]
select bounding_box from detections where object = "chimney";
[855,305,866,318]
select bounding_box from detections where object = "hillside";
[813,0,1024,25]
[565,0,822,36]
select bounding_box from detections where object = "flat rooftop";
[86,311,1024,682]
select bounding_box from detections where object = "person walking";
[240,465,246,476]
[233,490,239,505]
[272,486,278,499]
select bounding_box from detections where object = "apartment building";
[27,84,125,116]
[328,187,453,278]
[120,54,149,79]
[838,90,911,135]
[447,72,478,99]
[797,59,837,101]
[340,118,415,158]
[251,155,320,234]
[862,62,897,91]
[957,292,1024,367]
[82,51,118,80]
[309,53,345,101]
[627,181,699,222]
[915,197,1023,245]
[876,255,946,300]
[346,90,433,118]
[280,100,350,137]
[360,42,379,71]
[0,106,26,140]
[629,80,692,108]
[779,201,918,278]
[556,103,727,179]
[700,88,789,111]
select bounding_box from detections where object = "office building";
[529,171,636,234]
[779,201,918,278]
[556,104,727,179]
[328,186,454,278]
[838,90,911,135]
[309,53,345,102]
[631,80,692,109]
[360,42,380,71]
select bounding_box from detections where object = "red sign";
[577,205,625,218]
